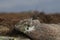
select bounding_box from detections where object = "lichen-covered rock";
[15,18,60,40]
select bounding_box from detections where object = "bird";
[15,18,60,40]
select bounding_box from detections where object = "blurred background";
[0,0,60,13]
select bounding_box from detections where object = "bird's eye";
[27,27,29,30]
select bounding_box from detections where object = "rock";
[0,36,30,40]
[15,18,60,40]
[0,24,14,36]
